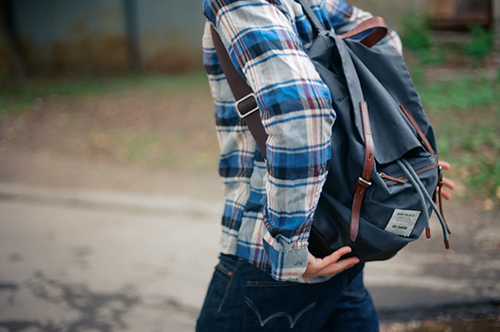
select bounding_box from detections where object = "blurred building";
[0,0,206,76]
[0,0,498,76]
[350,0,498,31]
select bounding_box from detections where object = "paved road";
[0,182,499,331]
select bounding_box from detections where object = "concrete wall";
[0,0,498,76]
[135,0,206,72]
[9,0,128,75]
[0,0,206,75]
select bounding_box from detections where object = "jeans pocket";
[217,254,241,276]
[244,282,318,331]
[214,255,242,312]
[196,255,244,332]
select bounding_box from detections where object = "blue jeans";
[196,254,378,332]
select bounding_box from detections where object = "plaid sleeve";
[204,0,335,281]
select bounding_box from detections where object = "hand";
[302,247,359,278]
[438,161,455,201]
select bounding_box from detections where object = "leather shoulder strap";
[210,13,388,160]
[295,0,387,46]
[338,17,388,47]
[210,24,268,159]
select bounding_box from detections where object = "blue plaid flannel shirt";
[202,0,402,282]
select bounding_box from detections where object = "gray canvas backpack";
[211,0,450,262]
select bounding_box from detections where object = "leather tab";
[350,178,371,241]
[400,105,437,163]
[438,166,451,235]
[338,17,388,48]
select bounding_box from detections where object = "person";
[197,0,453,331]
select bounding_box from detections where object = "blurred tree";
[0,0,27,77]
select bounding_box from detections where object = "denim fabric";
[196,255,378,332]
[320,271,379,331]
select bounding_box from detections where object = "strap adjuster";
[235,93,259,119]
[357,177,372,187]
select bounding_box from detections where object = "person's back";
[197,0,402,331]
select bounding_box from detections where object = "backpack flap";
[346,40,438,164]
[348,40,437,154]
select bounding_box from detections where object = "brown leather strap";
[438,166,452,235]
[400,105,437,163]
[210,24,268,158]
[296,0,387,48]
[338,17,388,48]
[350,101,375,242]
[440,167,451,249]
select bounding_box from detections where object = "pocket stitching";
[217,258,241,312]
[245,297,316,328]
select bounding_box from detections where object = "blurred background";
[0,0,499,331]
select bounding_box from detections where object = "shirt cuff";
[262,237,309,281]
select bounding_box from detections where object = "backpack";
[210,0,450,262]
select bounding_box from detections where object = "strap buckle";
[235,93,259,119]
[357,177,372,187]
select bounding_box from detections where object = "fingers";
[302,247,359,278]
[437,160,455,201]
[440,188,452,200]
[440,177,455,199]
[442,178,455,190]
[439,160,451,170]
[315,256,360,277]
[322,246,353,265]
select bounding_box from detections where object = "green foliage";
[464,24,494,60]
[416,49,446,65]
[0,71,207,116]
[401,12,494,67]
[416,77,499,113]
[414,73,500,203]
[468,156,500,200]
[400,12,432,52]
[111,131,164,164]
[400,12,448,65]
[434,118,500,203]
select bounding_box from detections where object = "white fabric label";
[384,209,421,237]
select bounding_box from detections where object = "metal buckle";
[357,177,372,187]
[235,93,259,119]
